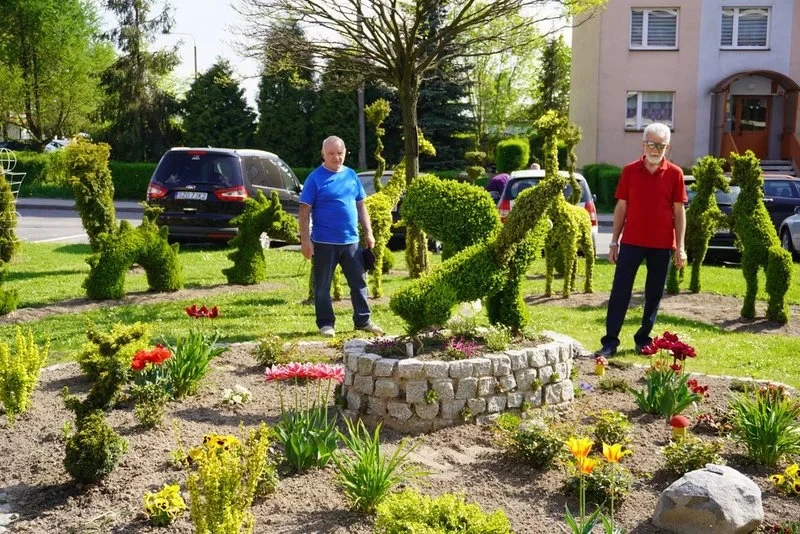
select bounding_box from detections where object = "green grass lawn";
[2,243,798,388]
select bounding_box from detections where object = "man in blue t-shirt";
[299,136,384,337]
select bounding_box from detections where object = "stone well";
[340,334,578,433]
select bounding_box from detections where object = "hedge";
[582,163,622,210]
[495,138,529,174]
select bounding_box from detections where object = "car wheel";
[781,229,799,261]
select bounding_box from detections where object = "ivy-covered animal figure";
[666,155,728,294]
[84,206,183,300]
[362,166,405,297]
[400,174,501,261]
[223,191,299,285]
[389,175,566,333]
[729,151,792,323]
[537,112,594,298]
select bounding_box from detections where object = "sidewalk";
[17,197,143,214]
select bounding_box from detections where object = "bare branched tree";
[235,0,604,274]
[236,0,603,178]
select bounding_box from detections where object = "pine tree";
[183,60,256,148]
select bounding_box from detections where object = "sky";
[99,0,262,108]
[97,0,574,111]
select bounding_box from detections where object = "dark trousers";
[601,244,673,350]
[312,242,371,329]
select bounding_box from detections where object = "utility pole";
[357,2,367,170]
[166,32,198,79]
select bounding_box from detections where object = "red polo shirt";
[616,157,687,249]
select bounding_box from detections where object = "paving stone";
[497,374,516,393]
[424,361,449,378]
[431,379,455,401]
[506,350,527,370]
[527,347,548,367]
[373,378,399,399]
[455,377,478,400]
[486,354,511,376]
[414,402,439,420]
[477,376,497,396]
[441,399,466,419]
[507,391,523,408]
[405,380,428,404]
[357,353,381,375]
[353,374,374,395]
[387,401,413,421]
[397,359,425,379]
[449,360,473,379]
[374,358,397,377]
[486,395,507,413]
[515,368,538,391]
[467,397,487,414]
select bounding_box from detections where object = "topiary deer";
[666,155,728,294]
[729,151,792,323]
[537,112,594,298]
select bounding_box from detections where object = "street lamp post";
[165,31,198,79]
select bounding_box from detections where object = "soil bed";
[2,341,799,533]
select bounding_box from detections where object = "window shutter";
[720,9,733,46]
[630,10,643,46]
[737,9,768,47]
[646,10,677,47]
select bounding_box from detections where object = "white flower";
[222,385,252,405]
[458,299,482,318]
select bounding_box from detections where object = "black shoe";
[594,346,616,357]
[635,343,649,355]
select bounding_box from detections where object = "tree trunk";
[399,75,427,277]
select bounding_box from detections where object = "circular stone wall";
[340,334,577,433]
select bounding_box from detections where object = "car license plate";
[175,191,207,201]
[717,227,729,233]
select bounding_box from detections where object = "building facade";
[570,0,800,170]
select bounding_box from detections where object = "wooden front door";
[731,96,770,158]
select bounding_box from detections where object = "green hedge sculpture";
[666,155,729,294]
[223,191,299,285]
[0,169,19,263]
[65,139,118,251]
[730,151,792,323]
[400,174,500,261]
[390,175,566,333]
[537,111,594,298]
[84,207,183,300]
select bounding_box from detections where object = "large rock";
[653,464,763,534]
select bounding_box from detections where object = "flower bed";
[341,334,577,433]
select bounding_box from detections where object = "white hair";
[321,135,345,151]
[642,123,671,143]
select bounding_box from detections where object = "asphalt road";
[16,207,142,244]
[15,204,613,256]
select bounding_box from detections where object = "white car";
[779,206,800,261]
[44,139,69,152]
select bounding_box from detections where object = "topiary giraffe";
[223,191,299,285]
[666,155,728,294]
[536,112,594,298]
[729,151,792,323]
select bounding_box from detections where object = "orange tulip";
[602,443,625,463]
[576,457,598,474]
[567,437,593,459]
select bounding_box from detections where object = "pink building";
[570,0,800,171]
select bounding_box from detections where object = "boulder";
[653,464,763,534]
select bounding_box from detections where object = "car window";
[359,174,391,196]
[242,156,270,187]
[269,156,299,190]
[505,177,588,202]
[153,152,243,187]
[764,180,798,198]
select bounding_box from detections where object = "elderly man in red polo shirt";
[595,122,687,357]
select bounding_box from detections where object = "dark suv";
[146,148,302,243]
[685,174,800,262]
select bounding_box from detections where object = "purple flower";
[579,382,594,392]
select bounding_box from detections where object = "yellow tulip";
[577,457,598,474]
[602,443,625,463]
[567,437,593,459]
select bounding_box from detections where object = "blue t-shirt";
[299,165,366,244]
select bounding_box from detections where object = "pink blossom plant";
[265,362,345,414]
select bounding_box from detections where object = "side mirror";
[794,205,800,215]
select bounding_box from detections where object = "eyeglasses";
[644,141,668,151]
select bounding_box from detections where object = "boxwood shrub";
[495,138,529,174]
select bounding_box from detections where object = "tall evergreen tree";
[308,59,360,168]
[529,35,571,121]
[98,0,182,162]
[254,20,315,167]
[183,60,256,148]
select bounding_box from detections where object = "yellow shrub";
[0,327,49,425]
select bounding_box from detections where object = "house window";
[721,7,769,48]
[630,8,678,49]
[625,92,674,130]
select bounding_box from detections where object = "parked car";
[778,206,800,261]
[497,170,599,252]
[684,174,800,262]
[357,170,403,247]
[146,147,302,244]
[43,139,69,152]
